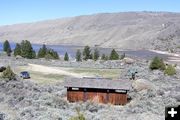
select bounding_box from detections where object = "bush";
[69,108,86,120]
[149,56,165,70]
[164,65,176,76]
[109,49,119,60]
[1,66,16,80]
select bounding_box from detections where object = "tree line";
[2,40,125,61]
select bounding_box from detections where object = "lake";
[0,42,171,59]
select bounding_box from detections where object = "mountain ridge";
[0,11,180,51]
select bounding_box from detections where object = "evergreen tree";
[76,49,82,62]
[38,44,47,58]
[14,43,21,56]
[109,49,119,60]
[93,48,100,61]
[20,40,36,59]
[3,40,11,52]
[64,52,69,61]
[45,49,59,59]
[83,46,91,60]
[120,53,126,59]
[7,48,11,56]
[101,54,106,60]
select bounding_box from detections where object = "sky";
[0,0,180,25]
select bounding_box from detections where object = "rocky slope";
[0,12,180,51]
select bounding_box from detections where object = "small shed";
[64,78,131,105]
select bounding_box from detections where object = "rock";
[123,58,135,64]
[132,79,154,92]
[15,55,23,59]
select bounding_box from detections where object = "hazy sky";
[0,0,179,25]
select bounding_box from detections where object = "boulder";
[123,58,135,64]
[132,79,154,91]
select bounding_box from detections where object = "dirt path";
[149,50,180,63]
[28,64,84,78]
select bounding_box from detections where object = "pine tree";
[20,40,36,59]
[64,52,69,61]
[109,49,119,60]
[3,40,11,52]
[83,46,91,60]
[45,49,59,59]
[38,44,47,58]
[93,48,99,61]
[76,49,82,62]
[14,43,21,56]
[101,54,106,60]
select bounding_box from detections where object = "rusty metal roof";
[64,77,131,91]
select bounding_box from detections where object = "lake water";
[0,42,171,59]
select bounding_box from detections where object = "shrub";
[69,108,86,120]
[149,56,165,70]
[1,66,16,80]
[64,52,69,61]
[76,49,82,62]
[164,65,176,76]
[109,49,119,60]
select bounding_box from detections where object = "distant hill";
[0,12,180,51]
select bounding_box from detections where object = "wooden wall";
[67,88,128,105]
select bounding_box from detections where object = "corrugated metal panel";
[64,77,131,90]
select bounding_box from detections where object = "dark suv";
[20,71,30,79]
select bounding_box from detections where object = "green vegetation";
[45,49,59,59]
[109,49,119,60]
[37,44,59,59]
[1,66,16,80]
[93,48,100,61]
[64,52,69,61]
[83,46,92,60]
[101,54,109,60]
[20,40,36,59]
[164,65,176,76]
[69,108,86,120]
[120,53,126,59]
[149,56,165,70]
[70,68,120,79]
[3,40,12,56]
[14,43,21,56]
[76,49,82,62]
[38,44,47,58]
